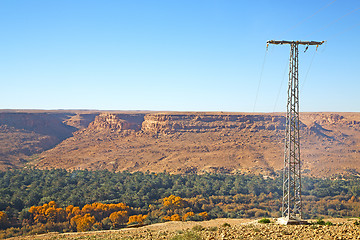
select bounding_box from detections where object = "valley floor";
[8,218,360,240]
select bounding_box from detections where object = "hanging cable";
[273,60,288,113]
[278,0,338,38]
[321,40,327,53]
[327,22,360,40]
[300,50,317,94]
[306,7,360,38]
[253,49,268,112]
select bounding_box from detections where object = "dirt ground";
[9,218,360,240]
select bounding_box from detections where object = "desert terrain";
[0,110,359,177]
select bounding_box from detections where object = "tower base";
[277,217,309,225]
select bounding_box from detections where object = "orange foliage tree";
[162,195,187,209]
[182,211,195,221]
[29,201,66,224]
[65,205,81,220]
[27,201,131,232]
[170,214,181,221]
[127,214,147,225]
[0,211,9,229]
[163,214,182,222]
[81,202,129,221]
[109,210,129,226]
[198,212,209,220]
[162,215,171,221]
[70,214,96,232]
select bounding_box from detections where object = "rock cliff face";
[141,114,287,133]
[84,113,288,134]
[88,113,145,132]
[26,111,360,177]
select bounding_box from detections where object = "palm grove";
[0,169,360,238]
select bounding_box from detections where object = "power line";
[253,50,267,112]
[279,0,338,38]
[327,22,360,40]
[300,50,317,94]
[273,60,288,112]
[306,7,360,38]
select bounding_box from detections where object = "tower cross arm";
[267,40,325,45]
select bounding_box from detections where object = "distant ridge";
[0,111,359,177]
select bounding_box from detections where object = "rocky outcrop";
[77,112,341,136]
[87,113,145,132]
[80,113,288,134]
[141,114,287,133]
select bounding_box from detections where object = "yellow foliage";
[182,211,195,221]
[162,195,187,208]
[25,201,132,232]
[163,214,182,221]
[127,214,147,225]
[65,205,74,213]
[48,201,57,208]
[70,214,96,232]
[170,214,181,221]
[72,207,81,215]
[66,205,78,220]
[0,211,9,227]
[162,215,171,221]
[198,212,209,220]
[81,202,129,218]
[29,202,66,223]
[109,210,129,226]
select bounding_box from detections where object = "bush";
[192,225,204,232]
[208,226,218,231]
[222,222,231,227]
[258,218,270,224]
[315,218,325,225]
[325,221,333,226]
[171,231,202,240]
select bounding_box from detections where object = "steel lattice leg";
[282,43,302,221]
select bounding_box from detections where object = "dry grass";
[7,218,360,240]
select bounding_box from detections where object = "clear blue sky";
[0,0,359,112]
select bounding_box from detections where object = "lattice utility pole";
[267,40,324,225]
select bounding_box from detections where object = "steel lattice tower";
[267,40,324,224]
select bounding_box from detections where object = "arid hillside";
[27,111,360,177]
[0,110,359,177]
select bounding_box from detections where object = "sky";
[0,0,359,112]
